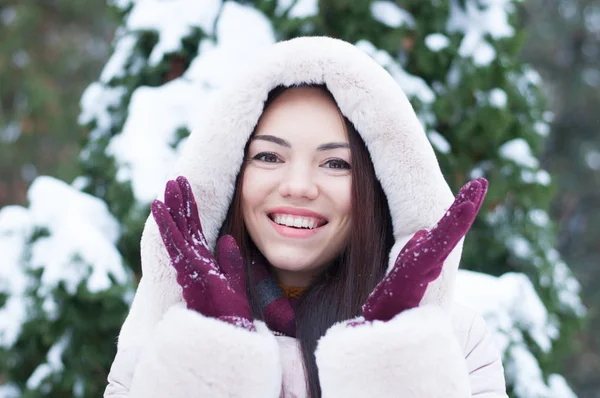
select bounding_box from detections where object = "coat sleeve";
[461,311,508,398]
[104,220,282,398]
[315,305,508,398]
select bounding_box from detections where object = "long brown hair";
[219,85,395,397]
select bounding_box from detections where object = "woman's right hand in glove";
[151,176,255,331]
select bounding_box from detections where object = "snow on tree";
[0,0,585,396]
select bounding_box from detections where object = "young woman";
[105,37,507,398]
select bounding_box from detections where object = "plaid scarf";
[251,255,297,337]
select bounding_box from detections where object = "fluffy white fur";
[106,36,485,397]
[315,306,470,397]
[127,305,281,398]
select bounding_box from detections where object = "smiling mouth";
[267,213,328,230]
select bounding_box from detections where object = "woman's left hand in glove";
[353,178,488,325]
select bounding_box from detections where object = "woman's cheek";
[242,166,282,208]
[325,175,352,210]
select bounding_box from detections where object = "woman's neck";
[278,283,307,299]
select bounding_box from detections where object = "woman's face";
[241,87,352,287]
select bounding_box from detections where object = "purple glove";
[359,178,488,323]
[151,176,255,331]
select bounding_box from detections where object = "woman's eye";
[323,159,351,170]
[253,152,282,163]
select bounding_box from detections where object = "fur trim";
[128,305,281,398]
[315,305,470,398]
[148,36,461,309]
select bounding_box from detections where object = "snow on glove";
[151,176,255,331]
[358,178,488,323]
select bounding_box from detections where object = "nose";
[278,163,319,200]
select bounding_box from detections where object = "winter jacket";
[104,36,508,398]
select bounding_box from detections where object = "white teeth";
[272,214,321,229]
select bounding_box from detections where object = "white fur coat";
[104,36,508,398]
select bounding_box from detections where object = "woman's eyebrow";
[251,134,291,148]
[251,135,349,151]
[317,142,350,151]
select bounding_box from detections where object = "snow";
[108,0,133,10]
[0,6,16,26]
[534,121,550,137]
[275,0,294,16]
[0,206,32,348]
[448,0,515,66]
[584,7,600,34]
[356,40,435,104]
[499,138,539,168]
[582,68,600,87]
[507,235,533,259]
[289,0,319,19]
[524,67,542,85]
[26,177,128,294]
[214,2,276,59]
[507,348,577,397]
[425,33,450,52]
[510,68,543,105]
[73,379,85,397]
[21,163,37,182]
[446,62,462,87]
[99,33,137,83]
[1,121,21,144]
[471,42,496,66]
[0,177,130,349]
[507,345,555,398]
[489,88,508,108]
[456,263,585,393]
[543,111,554,123]
[370,1,415,28]
[528,209,550,227]
[79,83,126,138]
[584,149,600,170]
[275,0,318,18]
[126,0,222,65]
[521,169,551,186]
[454,270,579,397]
[26,333,69,389]
[548,374,578,398]
[12,50,30,68]
[535,170,551,185]
[558,1,577,20]
[470,167,485,179]
[0,384,20,398]
[427,130,451,153]
[107,82,186,202]
[456,271,553,353]
[552,261,586,317]
[108,1,275,203]
[486,203,508,226]
[476,88,508,108]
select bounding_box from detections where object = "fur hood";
[142,35,460,311]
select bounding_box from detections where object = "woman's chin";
[265,254,324,285]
